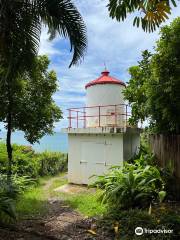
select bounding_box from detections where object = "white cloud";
[39,28,63,56]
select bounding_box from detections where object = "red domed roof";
[85,69,126,89]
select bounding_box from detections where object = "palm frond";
[0,0,87,79]
[37,0,87,67]
[0,0,41,80]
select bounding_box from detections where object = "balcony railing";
[67,104,131,128]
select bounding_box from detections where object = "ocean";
[0,131,68,153]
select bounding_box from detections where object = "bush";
[13,145,40,178]
[38,152,68,176]
[0,195,16,223]
[0,143,39,178]
[128,144,157,166]
[0,174,34,223]
[93,163,165,210]
[99,208,180,239]
[0,143,68,178]
[130,142,180,201]
[0,174,34,200]
[92,146,166,210]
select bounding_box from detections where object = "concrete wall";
[68,134,124,184]
[123,131,140,161]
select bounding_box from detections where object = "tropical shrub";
[12,145,40,178]
[128,143,156,167]
[0,194,16,223]
[92,146,166,210]
[0,143,68,178]
[38,151,68,176]
[93,163,165,210]
[0,174,34,200]
[0,143,39,177]
[160,166,178,200]
[131,141,179,201]
[0,172,36,223]
[0,182,17,223]
[0,173,34,223]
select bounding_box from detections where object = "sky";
[1,0,180,132]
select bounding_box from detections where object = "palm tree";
[0,0,87,181]
[107,0,177,32]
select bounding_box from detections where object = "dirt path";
[0,176,112,240]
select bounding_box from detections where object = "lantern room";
[63,69,140,185]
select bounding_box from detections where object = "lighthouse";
[63,69,140,184]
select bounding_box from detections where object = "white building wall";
[123,132,140,161]
[86,84,125,127]
[68,134,124,184]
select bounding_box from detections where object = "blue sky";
[1,0,180,132]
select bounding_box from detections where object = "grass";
[16,173,105,218]
[16,185,46,217]
[64,191,106,217]
[48,178,67,196]
[16,173,67,218]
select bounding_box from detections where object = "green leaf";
[158,191,166,203]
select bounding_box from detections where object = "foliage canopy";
[0,55,62,143]
[124,17,180,134]
[108,0,178,32]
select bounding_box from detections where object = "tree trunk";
[3,55,14,183]
[6,112,13,183]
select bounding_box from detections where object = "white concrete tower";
[85,69,126,127]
